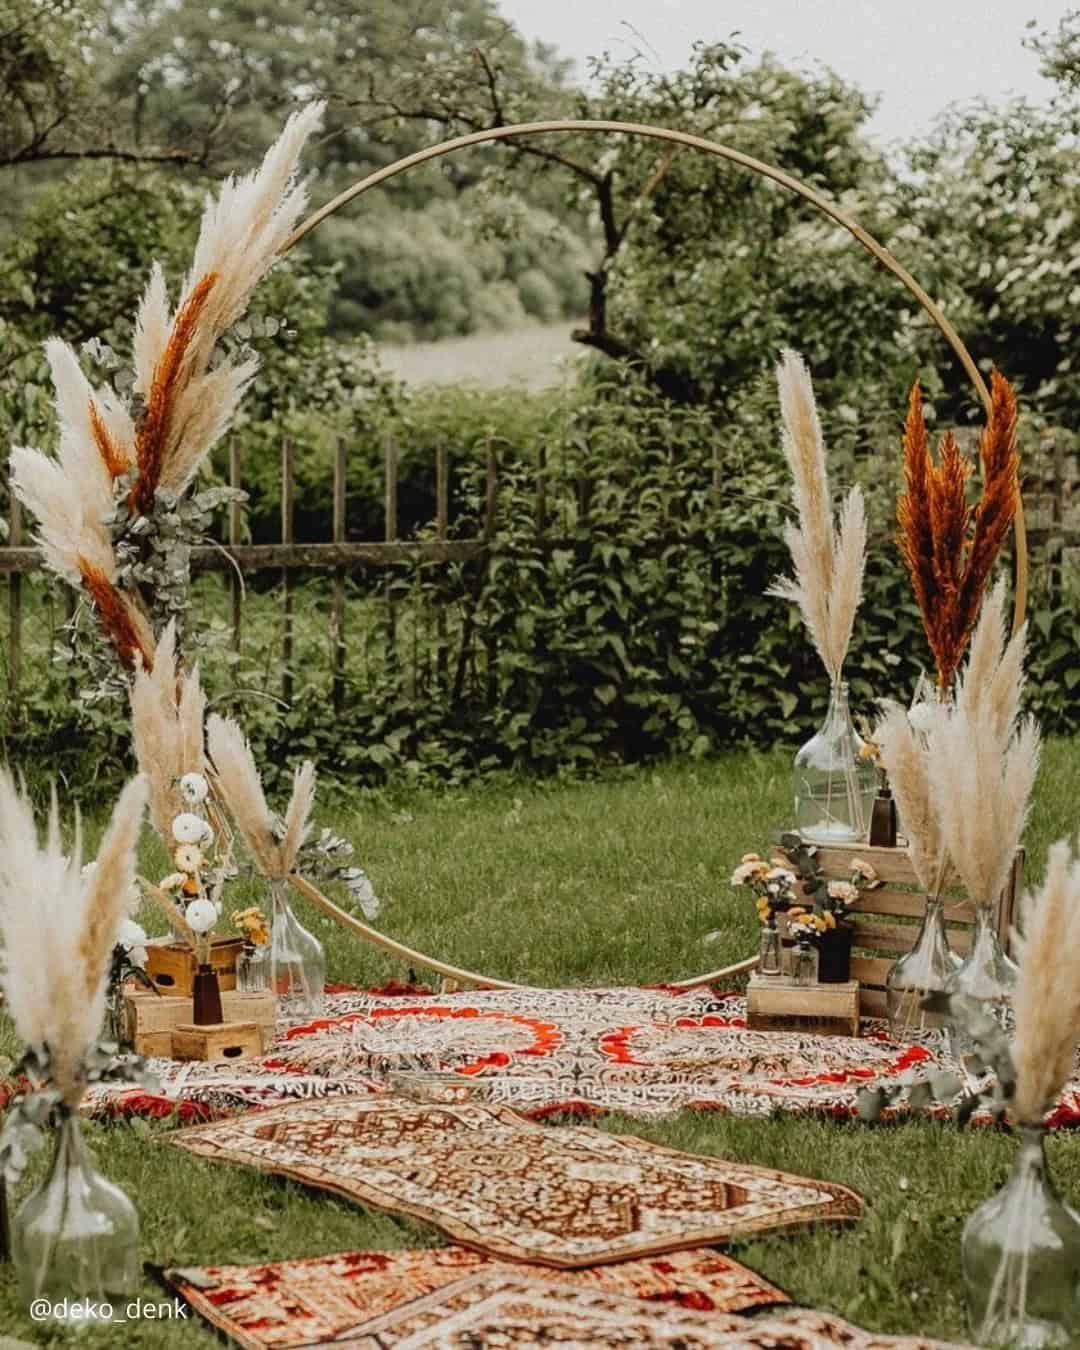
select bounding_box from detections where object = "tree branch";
[4,144,207,169]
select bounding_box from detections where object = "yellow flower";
[173,843,204,874]
[823,911,837,930]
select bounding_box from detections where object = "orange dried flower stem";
[131,272,218,517]
[77,559,154,672]
[88,402,128,480]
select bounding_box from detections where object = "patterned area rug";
[238,1271,972,1349]
[169,1098,862,1267]
[162,1244,789,1348]
[61,984,1080,1127]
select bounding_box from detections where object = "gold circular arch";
[284,119,1028,992]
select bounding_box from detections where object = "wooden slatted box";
[777,841,1024,1017]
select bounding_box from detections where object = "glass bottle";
[791,939,819,986]
[885,896,960,1042]
[236,942,270,993]
[268,879,325,1017]
[945,905,1018,1064]
[758,923,783,977]
[12,1110,139,1322]
[793,680,877,844]
[963,1124,1080,1346]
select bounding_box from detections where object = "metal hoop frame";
[285,119,1028,991]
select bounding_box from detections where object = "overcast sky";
[497,0,1074,146]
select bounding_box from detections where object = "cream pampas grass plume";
[206,714,315,879]
[10,102,324,671]
[0,774,146,1104]
[1011,841,1080,1123]
[129,620,206,843]
[926,584,1039,908]
[874,701,945,893]
[768,349,866,683]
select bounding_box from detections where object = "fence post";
[384,434,399,672]
[332,436,347,713]
[8,473,21,693]
[229,441,243,656]
[435,445,449,689]
[281,438,295,705]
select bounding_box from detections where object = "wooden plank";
[849,888,976,922]
[332,436,347,713]
[802,843,919,885]
[860,987,889,1017]
[281,438,295,705]
[229,441,243,653]
[7,482,21,691]
[850,955,896,988]
[747,977,859,1038]
[851,920,973,957]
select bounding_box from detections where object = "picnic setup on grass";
[2,103,1080,1350]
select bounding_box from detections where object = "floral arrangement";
[0,772,157,1179]
[9,103,325,673]
[233,906,270,947]
[729,852,799,927]
[767,350,867,688]
[875,581,1038,906]
[896,373,1021,694]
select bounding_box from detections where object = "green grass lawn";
[2,741,1080,1346]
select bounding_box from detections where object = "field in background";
[378,322,584,389]
[2,745,1080,1345]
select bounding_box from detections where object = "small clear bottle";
[236,942,270,993]
[790,939,819,986]
[758,923,783,977]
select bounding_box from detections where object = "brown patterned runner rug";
[169,1098,862,1267]
[162,1244,790,1348]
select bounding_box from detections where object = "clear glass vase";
[885,896,960,1042]
[268,879,325,1017]
[758,923,783,976]
[237,942,270,993]
[13,1110,139,1323]
[793,680,877,844]
[945,906,1018,1065]
[791,939,819,986]
[963,1124,1080,1346]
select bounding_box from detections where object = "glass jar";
[758,923,783,977]
[793,680,877,844]
[236,942,270,993]
[268,879,325,1017]
[103,984,129,1049]
[790,939,819,986]
[945,905,1018,1065]
[963,1124,1080,1346]
[12,1110,140,1322]
[885,895,960,1042]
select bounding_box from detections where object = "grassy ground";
[2,741,1080,1345]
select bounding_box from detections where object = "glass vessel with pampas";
[885,895,959,1041]
[945,904,1018,1063]
[963,1124,1080,1346]
[13,1110,140,1322]
[793,680,877,844]
[268,880,325,1017]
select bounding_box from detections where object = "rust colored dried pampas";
[131,271,219,517]
[77,559,154,671]
[897,370,1020,692]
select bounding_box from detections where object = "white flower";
[851,858,878,884]
[159,872,187,891]
[184,898,218,934]
[766,867,797,888]
[179,773,209,805]
[173,843,204,874]
[117,918,149,968]
[828,880,859,904]
[172,812,207,844]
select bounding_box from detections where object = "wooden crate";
[124,989,276,1056]
[172,1021,262,1063]
[144,935,246,995]
[777,840,1024,1018]
[746,975,860,1037]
